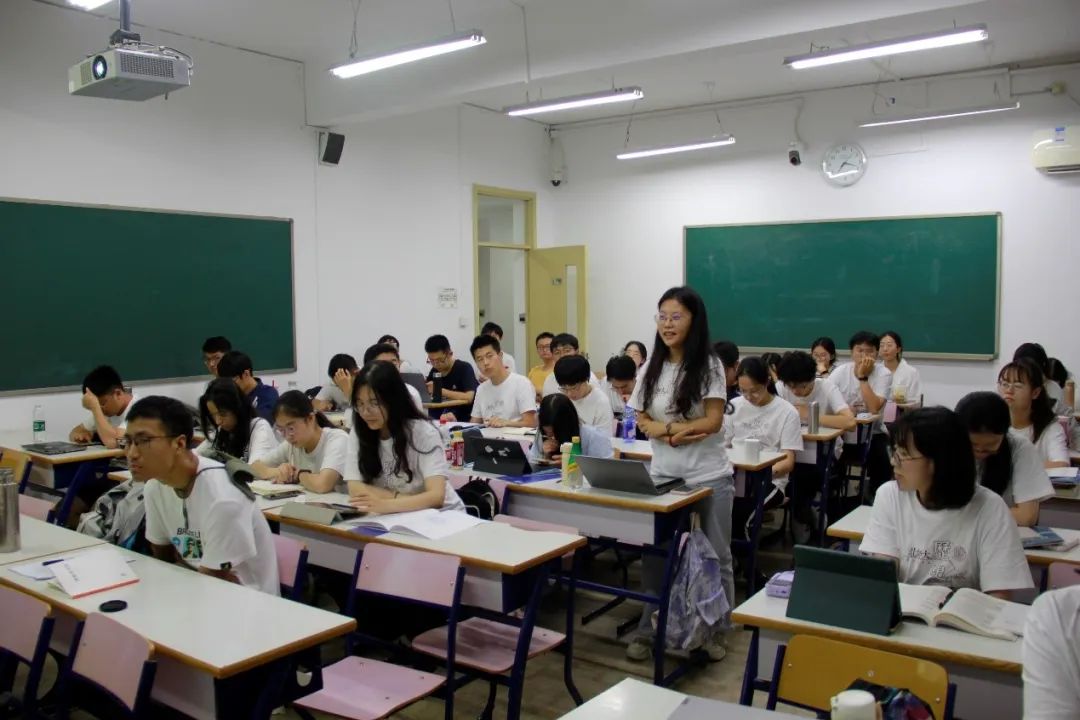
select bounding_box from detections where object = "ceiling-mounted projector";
[69,47,191,100]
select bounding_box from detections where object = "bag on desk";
[76,478,149,554]
[845,679,935,720]
[659,525,730,650]
[456,477,500,520]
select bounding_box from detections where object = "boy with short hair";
[481,321,516,374]
[554,355,614,435]
[603,354,638,418]
[528,332,556,399]
[469,335,536,428]
[541,333,600,397]
[313,353,358,412]
[363,343,425,412]
[830,331,893,499]
[216,351,279,422]
[201,336,232,378]
[68,365,138,449]
[424,335,479,422]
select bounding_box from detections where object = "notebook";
[49,547,139,599]
[898,584,1028,640]
[1048,466,1079,488]
[1018,525,1079,551]
[249,480,304,499]
[352,509,483,540]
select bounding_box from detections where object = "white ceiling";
[25,0,1080,126]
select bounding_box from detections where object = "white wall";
[551,67,1080,407]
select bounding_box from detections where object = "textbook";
[1047,466,1079,488]
[50,547,139,599]
[898,584,1028,640]
[352,509,483,540]
[1018,525,1079,551]
[249,480,304,499]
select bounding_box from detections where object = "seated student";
[363,343,425,412]
[760,352,781,394]
[554,355,615,435]
[527,332,556,400]
[424,334,479,422]
[197,378,278,463]
[313,353,358,412]
[728,357,803,540]
[377,335,414,373]
[216,351,279,423]
[346,361,464,512]
[998,359,1069,468]
[201,336,232,378]
[860,407,1032,598]
[1023,585,1080,719]
[1014,342,1070,415]
[68,365,138,449]
[713,340,740,401]
[955,391,1053,526]
[541,333,600,397]
[469,335,537,428]
[251,391,349,493]
[530,394,614,464]
[623,340,648,368]
[603,354,638,418]
[831,331,893,498]
[480,322,516,374]
[879,330,922,403]
[811,336,838,379]
[129,396,279,595]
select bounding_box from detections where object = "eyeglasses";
[119,434,177,450]
[558,382,586,394]
[355,400,383,414]
[997,380,1027,392]
[888,448,927,465]
[654,313,686,325]
[274,419,305,436]
[738,386,769,400]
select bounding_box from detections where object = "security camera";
[788,141,804,167]
[551,168,564,187]
[549,134,566,187]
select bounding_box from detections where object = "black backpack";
[456,477,500,520]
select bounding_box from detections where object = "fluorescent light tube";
[617,135,736,160]
[859,101,1019,128]
[504,87,644,117]
[784,25,988,69]
[330,30,486,79]
[68,0,112,8]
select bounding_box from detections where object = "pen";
[42,558,67,566]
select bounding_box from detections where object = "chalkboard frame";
[682,212,1002,361]
[0,195,297,396]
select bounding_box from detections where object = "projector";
[69,47,191,101]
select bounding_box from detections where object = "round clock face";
[821,143,867,187]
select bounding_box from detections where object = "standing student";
[1014,342,1070,415]
[481,322,516,374]
[423,335,479,422]
[527,332,556,400]
[1023,585,1080,719]
[955,391,1053,526]
[879,331,922,403]
[830,331,893,498]
[363,343,425,412]
[623,340,648,368]
[626,286,732,662]
[313,353,358,412]
[217,351,279,423]
[197,378,278,463]
[541,333,600,397]
[378,334,415,373]
[603,354,638,418]
[251,391,349,493]
[469,335,537,428]
[860,408,1033,598]
[530,394,614,464]
[68,365,138,449]
[811,337,838,378]
[728,357,803,541]
[346,362,464,512]
[713,341,740,401]
[998,360,1069,468]
[554,355,614,434]
[131,396,279,595]
[201,336,232,378]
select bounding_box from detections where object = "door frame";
[472,185,537,344]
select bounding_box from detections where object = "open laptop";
[401,372,433,403]
[576,456,685,496]
[21,441,101,455]
[787,546,901,635]
[468,437,533,476]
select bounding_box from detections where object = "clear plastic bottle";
[567,435,583,489]
[622,406,637,445]
[32,405,46,441]
[439,418,452,462]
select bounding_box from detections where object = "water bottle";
[622,406,637,445]
[32,405,46,441]
[0,469,20,553]
[560,442,573,486]
[808,401,820,434]
[432,372,444,403]
[567,436,584,489]
[439,418,452,461]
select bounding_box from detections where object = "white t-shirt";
[344,420,464,511]
[976,434,1054,508]
[502,352,517,375]
[542,370,601,398]
[314,383,350,410]
[776,378,849,464]
[144,456,280,595]
[471,373,536,423]
[627,358,732,485]
[886,359,922,403]
[197,417,278,463]
[601,380,628,417]
[404,382,425,413]
[829,361,892,437]
[260,427,350,490]
[570,386,616,436]
[728,396,804,491]
[1023,585,1080,720]
[1044,380,1070,416]
[860,481,1033,592]
[81,391,140,432]
[1009,422,1069,466]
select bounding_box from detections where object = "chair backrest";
[493,513,579,537]
[1047,561,1080,590]
[774,634,950,718]
[18,494,55,522]
[272,533,309,600]
[354,543,462,608]
[72,613,156,712]
[0,584,53,663]
[1,450,34,492]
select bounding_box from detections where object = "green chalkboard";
[1,198,295,392]
[684,214,1000,359]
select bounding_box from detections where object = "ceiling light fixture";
[859,100,1019,127]
[330,29,486,79]
[783,24,988,70]
[505,87,644,117]
[617,135,736,160]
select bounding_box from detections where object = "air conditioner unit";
[1032,126,1080,174]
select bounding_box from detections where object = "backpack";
[456,477,500,520]
[76,478,150,554]
[846,679,937,720]
[657,525,730,650]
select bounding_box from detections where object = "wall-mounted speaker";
[319,131,345,166]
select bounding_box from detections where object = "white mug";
[830,689,879,720]
[744,438,761,462]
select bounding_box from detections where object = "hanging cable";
[447,0,457,32]
[347,0,361,59]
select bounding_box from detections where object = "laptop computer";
[21,441,101,455]
[576,456,685,496]
[787,545,901,635]
[469,437,533,476]
[401,372,433,403]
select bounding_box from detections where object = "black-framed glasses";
[118,434,177,450]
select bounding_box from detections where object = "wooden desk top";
[614,441,786,472]
[732,588,1022,675]
[0,435,124,466]
[506,477,711,513]
[855,414,882,425]
[0,545,355,679]
[1052,483,1080,502]
[826,505,1080,567]
[800,426,846,442]
[0,517,107,566]
[424,400,471,409]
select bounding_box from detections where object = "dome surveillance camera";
[788,141,805,167]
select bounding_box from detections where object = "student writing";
[251,391,349,493]
[529,394,614,464]
[541,333,600,398]
[554,355,614,435]
[197,378,278,463]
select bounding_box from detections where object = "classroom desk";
[424,399,471,410]
[0,542,355,720]
[557,677,800,720]
[0,433,123,489]
[1042,482,1080,530]
[0,516,106,566]
[732,588,1022,719]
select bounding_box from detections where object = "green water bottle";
[567,435,583,489]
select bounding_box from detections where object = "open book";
[899,584,1028,640]
[1018,525,1079,551]
[352,509,483,540]
[50,547,139,599]
[250,480,304,499]
[1048,466,1079,488]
